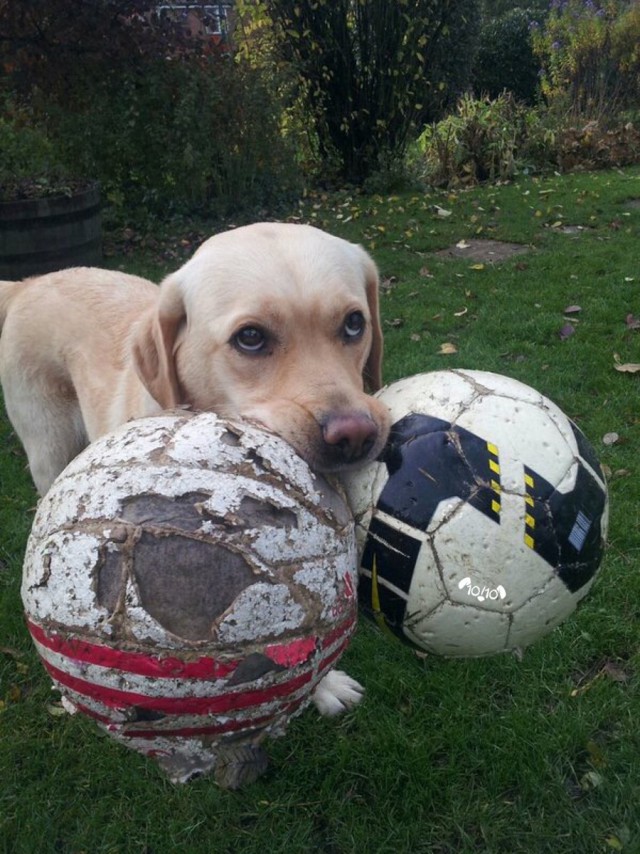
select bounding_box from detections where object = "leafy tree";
[238,0,480,184]
[0,1,301,215]
[0,1,189,99]
[481,0,548,19]
[473,7,542,103]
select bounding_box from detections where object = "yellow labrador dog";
[0,221,390,716]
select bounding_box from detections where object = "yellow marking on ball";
[524,533,535,549]
[371,555,396,639]
[489,459,500,475]
[487,442,499,456]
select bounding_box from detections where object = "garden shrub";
[473,7,542,104]
[0,103,53,180]
[556,119,640,170]
[0,0,302,219]
[531,0,640,122]
[0,99,89,201]
[413,90,640,187]
[239,0,481,185]
[414,93,531,186]
[44,56,302,218]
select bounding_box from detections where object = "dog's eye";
[234,326,267,353]
[343,311,365,341]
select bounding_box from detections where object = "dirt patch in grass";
[434,239,529,263]
[625,198,640,210]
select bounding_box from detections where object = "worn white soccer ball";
[341,370,609,657]
[22,412,358,785]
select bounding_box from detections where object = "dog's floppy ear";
[132,274,185,409]
[362,253,384,392]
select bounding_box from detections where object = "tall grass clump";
[413,92,556,187]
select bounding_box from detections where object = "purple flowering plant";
[531,0,640,120]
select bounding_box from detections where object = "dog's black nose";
[322,413,378,463]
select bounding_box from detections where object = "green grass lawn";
[1,167,639,854]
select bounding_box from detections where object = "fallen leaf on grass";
[602,432,620,446]
[454,307,468,317]
[455,239,470,249]
[1,646,25,661]
[438,342,458,355]
[602,660,631,682]
[47,702,69,717]
[571,658,631,697]
[564,304,582,314]
[586,739,607,768]
[419,266,434,278]
[580,770,604,791]
[611,468,631,478]
[605,826,633,851]
[559,323,576,340]
[625,313,640,330]
[1,646,28,675]
[470,263,485,270]
[613,353,640,373]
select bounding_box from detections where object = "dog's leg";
[2,375,87,495]
[311,669,364,716]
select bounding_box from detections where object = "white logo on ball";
[458,576,507,603]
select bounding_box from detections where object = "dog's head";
[133,223,390,472]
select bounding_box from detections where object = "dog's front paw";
[311,669,364,717]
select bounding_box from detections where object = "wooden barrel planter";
[0,183,102,280]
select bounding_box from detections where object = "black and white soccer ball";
[341,370,609,657]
